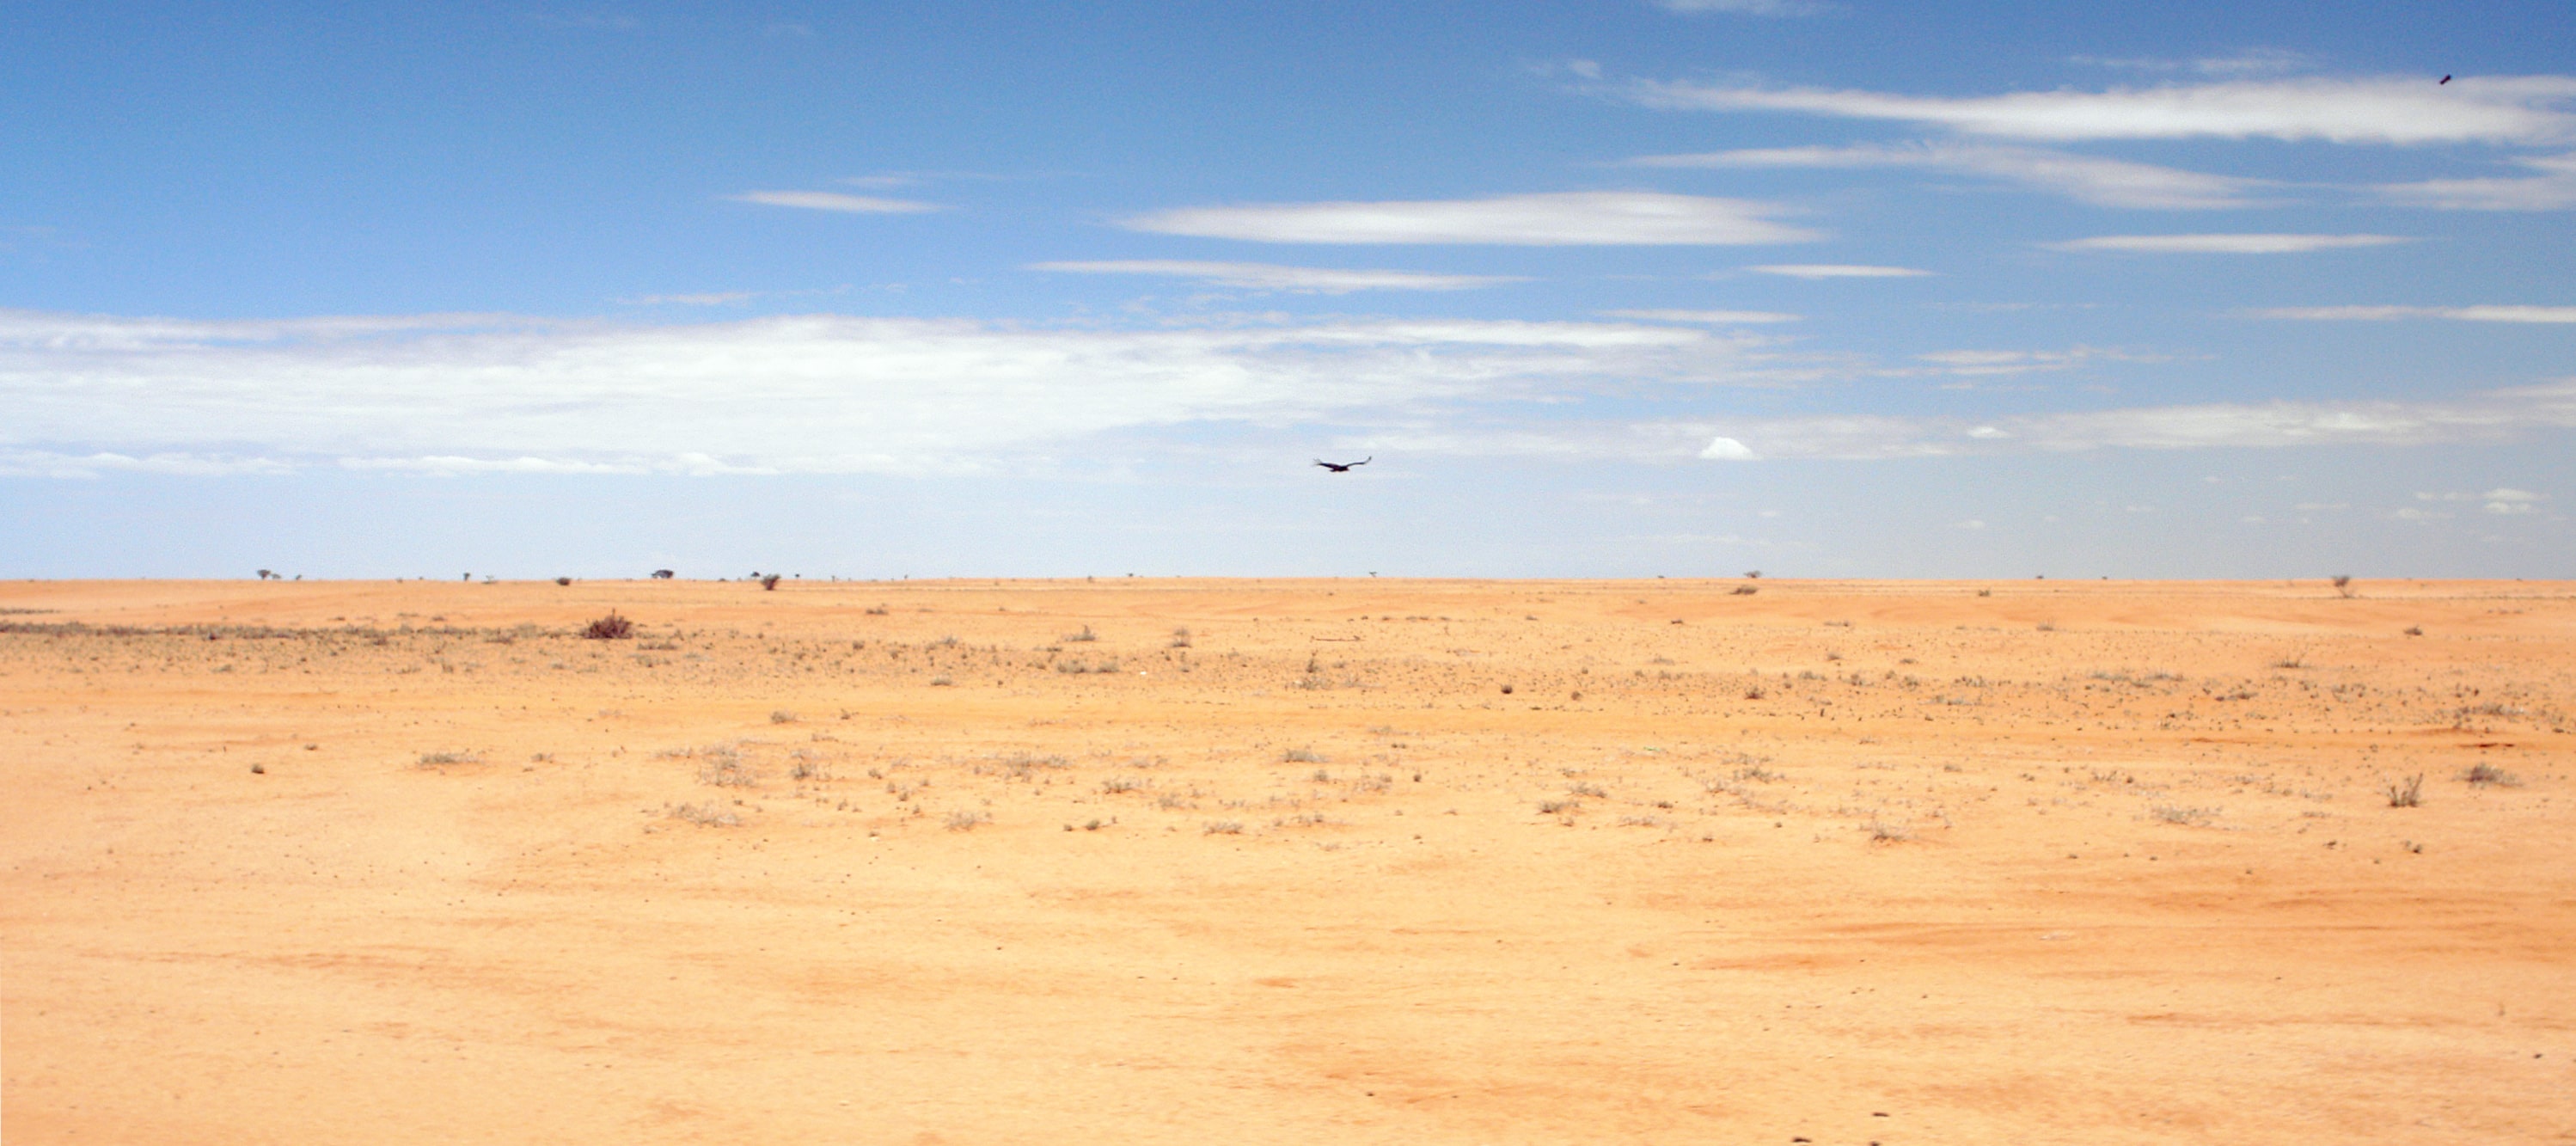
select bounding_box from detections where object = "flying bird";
[2440,74,2452,83]
[1313,457,1372,473]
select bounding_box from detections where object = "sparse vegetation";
[416,751,477,766]
[943,809,990,831]
[581,611,634,640]
[1731,585,1759,596]
[1866,821,1913,843]
[2151,805,2218,826]
[666,801,740,827]
[769,709,798,724]
[2384,774,2425,807]
[2463,763,2521,787]
[1063,625,1098,642]
[1169,627,1192,648]
[1282,747,1326,764]
[1202,820,1244,835]
[2403,626,2424,636]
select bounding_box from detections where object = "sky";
[3,0,2572,579]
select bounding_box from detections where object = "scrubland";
[3,577,2570,1143]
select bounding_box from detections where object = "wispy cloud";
[2418,487,2547,515]
[0,308,1759,477]
[731,190,946,214]
[2071,49,2318,78]
[2374,152,2576,210]
[1600,309,1800,323]
[1026,260,1526,293]
[1747,264,1930,279]
[1671,380,2576,460]
[1631,75,2576,145]
[1632,142,2269,209]
[1912,346,2157,377]
[2250,304,2576,322]
[1652,0,1828,16]
[1119,192,1819,246]
[2047,233,2414,254]
[618,291,762,306]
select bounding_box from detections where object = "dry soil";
[3,577,2571,1143]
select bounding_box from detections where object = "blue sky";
[3,0,2572,579]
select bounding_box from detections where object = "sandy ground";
[3,576,2571,1144]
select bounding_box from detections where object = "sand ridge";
[3,577,2571,1143]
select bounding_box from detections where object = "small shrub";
[667,801,740,827]
[943,809,990,831]
[1731,585,1759,596]
[1566,781,1607,799]
[555,576,572,586]
[1975,588,1992,597]
[699,755,757,787]
[2151,805,2218,826]
[928,675,954,686]
[1866,821,1913,843]
[417,751,477,766]
[761,573,782,591]
[2463,763,2520,787]
[2332,574,2353,598]
[1202,820,1244,835]
[769,708,798,724]
[652,568,675,579]
[1538,799,1580,814]
[581,611,634,640]
[1744,570,1762,579]
[2384,774,2425,807]
[1500,683,1514,695]
[1101,776,1144,794]
[1063,624,1098,642]
[1743,686,1765,700]
[1282,746,1326,764]
[2403,626,2424,636]
[1169,627,1192,648]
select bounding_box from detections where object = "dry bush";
[2384,774,2425,807]
[943,809,990,831]
[2463,763,2521,787]
[581,612,634,640]
[768,709,798,724]
[416,751,478,766]
[761,573,782,591]
[1282,746,1325,763]
[667,801,740,827]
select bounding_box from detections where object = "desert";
[3,576,2570,1143]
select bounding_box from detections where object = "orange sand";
[3,578,2570,1143]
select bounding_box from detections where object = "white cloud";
[2375,152,2576,210]
[1600,309,1800,324]
[1676,380,2576,460]
[1912,346,2156,377]
[0,308,1758,476]
[2047,233,2414,254]
[2072,50,2319,78]
[2251,305,2576,323]
[1632,142,2269,209]
[1025,260,1526,293]
[1653,0,1827,15]
[1631,75,2576,145]
[731,190,946,214]
[1698,436,1759,460]
[1748,264,1930,279]
[1119,192,1820,246]
[2419,487,2548,515]
[619,291,761,306]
